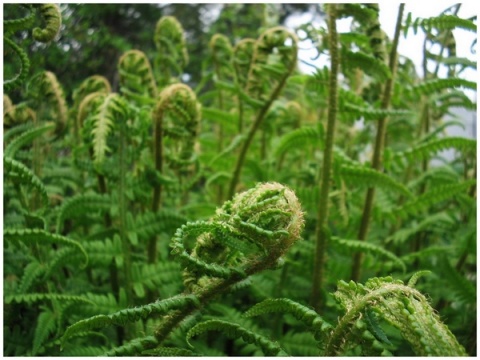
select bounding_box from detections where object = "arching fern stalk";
[228,27,298,198]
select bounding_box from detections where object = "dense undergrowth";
[3,3,477,356]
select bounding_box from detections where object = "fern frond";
[233,38,256,89]
[331,237,406,272]
[142,346,199,356]
[18,260,45,293]
[83,237,122,267]
[327,276,467,356]
[62,345,107,356]
[342,103,412,121]
[4,228,88,268]
[32,4,62,42]
[61,295,199,346]
[72,75,111,108]
[186,319,286,356]
[89,93,129,165]
[154,16,189,84]
[118,49,157,99]
[411,14,476,34]
[55,193,111,233]
[244,298,332,344]
[274,126,321,158]
[392,179,476,219]
[4,4,35,33]
[281,331,321,356]
[439,258,476,304]
[32,309,57,355]
[4,157,49,209]
[341,49,391,80]
[103,336,158,357]
[386,212,454,245]
[397,136,476,163]
[131,261,183,298]
[4,122,55,159]
[5,293,95,305]
[339,165,413,198]
[411,78,476,96]
[135,210,188,241]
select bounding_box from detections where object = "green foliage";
[186,320,286,356]
[3,4,476,357]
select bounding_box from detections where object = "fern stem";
[119,116,133,306]
[149,105,164,264]
[310,4,340,312]
[154,253,283,345]
[228,72,289,198]
[351,3,404,282]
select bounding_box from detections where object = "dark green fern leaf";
[32,309,57,355]
[411,78,476,96]
[4,156,49,209]
[142,346,199,356]
[331,237,406,272]
[5,293,95,305]
[4,228,88,268]
[103,336,158,356]
[4,122,55,159]
[186,319,287,356]
[274,125,322,158]
[61,295,199,346]
[55,193,111,233]
[339,165,413,198]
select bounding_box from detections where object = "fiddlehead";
[32,4,62,43]
[153,83,201,172]
[4,4,62,92]
[326,275,467,356]
[118,50,157,102]
[233,38,256,91]
[27,71,68,135]
[154,16,189,86]
[246,26,298,102]
[175,182,304,292]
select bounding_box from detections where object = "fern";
[142,346,199,356]
[330,237,406,272]
[87,93,129,165]
[342,103,413,121]
[391,179,476,219]
[341,49,391,81]
[244,298,332,345]
[274,125,322,158]
[396,136,476,164]
[135,209,188,241]
[409,14,476,34]
[4,156,49,209]
[280,331,321,356]
[339,165,413,198]
[118,49,157,99]
[4,228,88,268]
[439,257,476,305]
[55,193,111,233]
[103,336,158,356]
[61,295,200,346]
[411,78,476,96]
[5,293,95,305]
[326,275,467,356]
[31,4,62,42]
[17,260,45,294]
[32,309,57,355]
[4,122,55,159]
[186,319,287,356]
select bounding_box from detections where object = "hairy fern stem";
[311,4,340,312]
[351,4,405,282]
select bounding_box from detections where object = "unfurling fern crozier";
[173,182,304,292]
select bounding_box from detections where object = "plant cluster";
[3,3,476,356]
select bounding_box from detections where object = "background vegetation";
[3,3,477,356]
